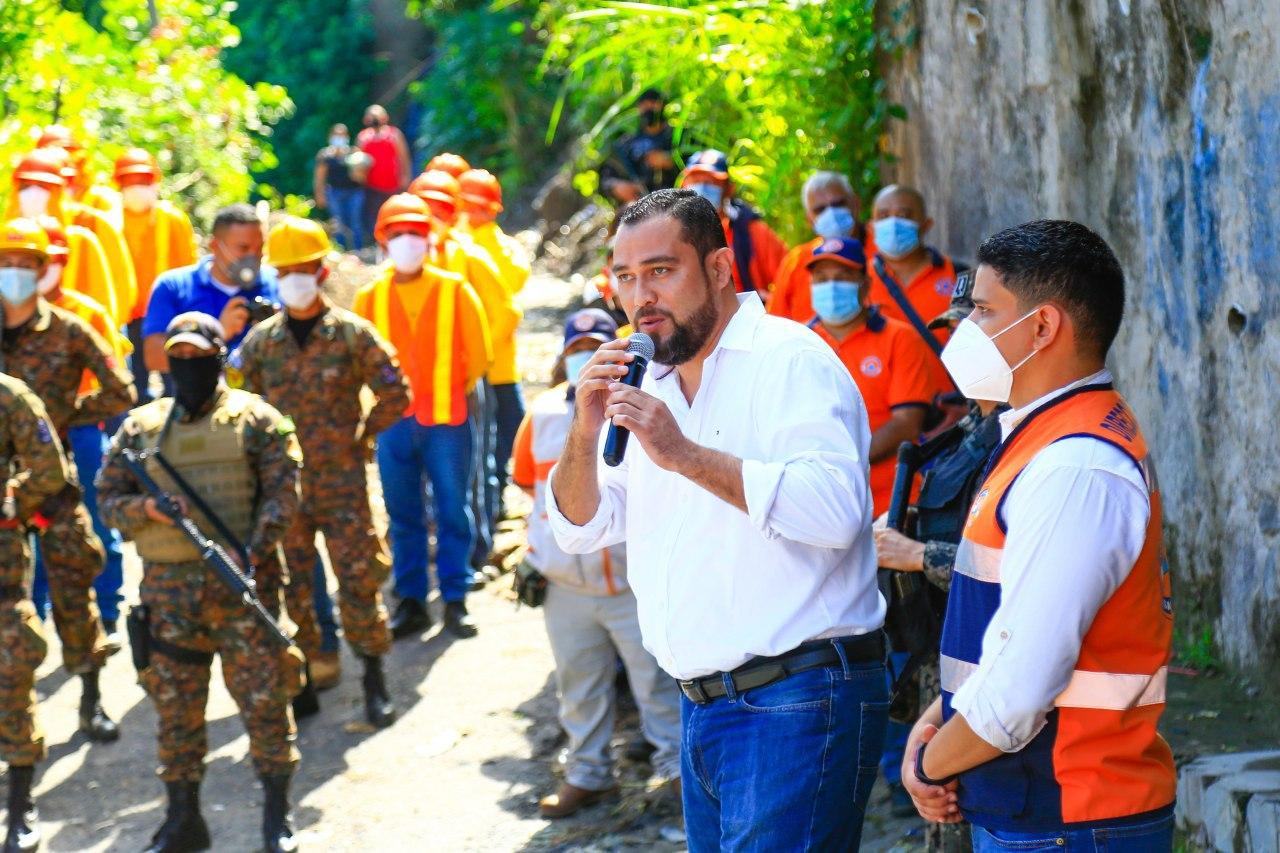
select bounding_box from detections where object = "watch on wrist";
[915,742,958,787]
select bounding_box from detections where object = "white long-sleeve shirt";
[949,370,1153,752]
[547,294,886,680]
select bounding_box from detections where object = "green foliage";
[223,0,377,199]
[0,0,291,229]
[408,0,563,192]
[535,0,900,241]
[1174,625,1222,673]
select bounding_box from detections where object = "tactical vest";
[130,392,257,563]
[940,384,1175,830]
[914,411,1002,549]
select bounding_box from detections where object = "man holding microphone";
[548,189,888,850]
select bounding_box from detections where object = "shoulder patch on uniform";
[225,365,245,390]
[275,416,296,437]
[35,420,53,444]
[380,364,399,384]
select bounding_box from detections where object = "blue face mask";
[814,205,855,240]
[811,280,864,325]
[0,268,38,306]
[873,216,921,259]
[688,182,724,210]
[564,351,594,386]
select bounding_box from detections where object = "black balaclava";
[169,355,223,414]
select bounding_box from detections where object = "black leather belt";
[679,632,886,705]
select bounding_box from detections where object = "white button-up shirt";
[547,294,886,680]
[949,370,1153,751]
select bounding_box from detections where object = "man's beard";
[637,283,720,366]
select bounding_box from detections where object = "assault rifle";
[121,446,292,648]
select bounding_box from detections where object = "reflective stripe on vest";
[155,202,172,274]
[371,269,459,425]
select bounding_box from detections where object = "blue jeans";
[326,185,367,250]
[971,809,1174,851]
[312,557,340,653]
[881,650,912,784]
[376,417,474,604]
[681,652,889,852]
[34,425,123,623]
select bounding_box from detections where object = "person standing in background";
[313,123,368,252]
[357,105,412,253]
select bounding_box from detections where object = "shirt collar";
[717,292,765,352]
[998,368,1112,440]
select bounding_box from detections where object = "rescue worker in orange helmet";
[677,149,787,295]
[34,216,131,661]
[768,170,874,323]
[904,221,1176,851]
[425,152,471,180]
[353,194,491,642]
[9,146,137,327]
[36,125,122,219]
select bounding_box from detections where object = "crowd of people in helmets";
[0,87,1061,853]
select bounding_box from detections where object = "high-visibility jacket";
[433,230,521,385]
[511,385,627,595]
[79,182,124,230]
[352,265,491,427]
[940,383,1175,831]
[52,288,132,396]
[721,200,786,294]
[466,221,531,297]
[123,201,198,321]
[63,224,121,327]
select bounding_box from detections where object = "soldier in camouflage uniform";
[0,217,132,745]
[97,313,305,853]
[234,217,408,728]
[0,367,78,853]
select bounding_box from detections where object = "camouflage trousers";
[38,503,109,674]
[283,487,391,659]
[917,657,973,853]
[0,531,46,766]
[140,559,301,782]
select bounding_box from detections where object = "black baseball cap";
[929,269,976,330]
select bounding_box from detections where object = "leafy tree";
[223,0,378,200]
[1,0,291,228]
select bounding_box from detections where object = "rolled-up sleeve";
[950,439,1150,752]
[546,427,629,554]
[741,346,873,550]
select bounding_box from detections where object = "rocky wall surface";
[878,0,1280,676]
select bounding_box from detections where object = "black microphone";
[603,332,655,467]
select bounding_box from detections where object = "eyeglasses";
[810,201,851,216]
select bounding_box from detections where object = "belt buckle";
[681,678,710,704]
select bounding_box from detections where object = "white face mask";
[277,272,320,310]
[940,309,1041,403]
[121,184,159,214]
[387,234,429,274]
[17,186,51,218]
[37,262,63,295]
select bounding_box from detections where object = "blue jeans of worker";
[970,809,1174,851]
[491,382,525,519]
[881,650,912,784]
[33,425,123,624]
[681,653,889,852]
[326,185,367,251]
[376,416,474,604]
[312,557,340,653]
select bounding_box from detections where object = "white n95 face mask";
[939,309,1040,403]
[18,186,51,219]
[387,234,429,274]
[277,272,319,310]
[121,184,159,214]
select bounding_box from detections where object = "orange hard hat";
[113,148,161,183]
[426,153,471,179]
[458,169,503,212]
[374,193,433,243]
[12,148,68,187]
[408,170,461,207]
[36,125,81,154]
[36,215,69,259]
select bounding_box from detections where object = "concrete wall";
[878,0,1280,676]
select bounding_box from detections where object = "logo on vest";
[1100,402,1138,441]
[860,356,883,377]
[969,488,990,518]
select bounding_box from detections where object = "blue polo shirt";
[142,256,279,348]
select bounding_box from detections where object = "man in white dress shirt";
[548,189,888,851]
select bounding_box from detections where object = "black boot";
[360,655,396,728]
[443,601,477,639]
[389,598,430,640]
[143,780,210,853]
[78,670,119,743]
[4,765,39,853]
[291,664,320,720]
[260,775,298,853]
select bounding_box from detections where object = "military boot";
[4,765,40,852]
[78,670,120,742]
[260,775,298,853]
[291,664,320,720]
[360,655,396,728]
[143,781,210,853]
